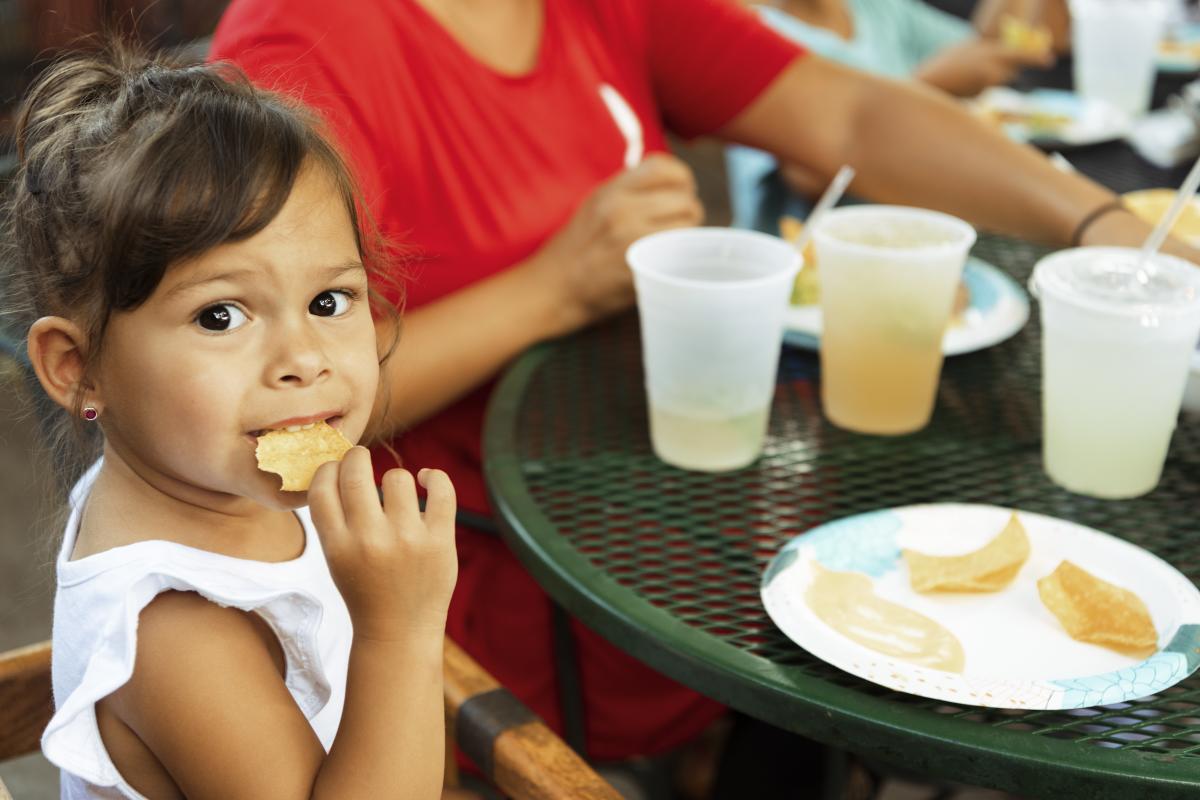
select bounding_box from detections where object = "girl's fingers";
[307,459,348,546]
[381,467,420,528]
[417,468,457,532]
[338,447,383,533]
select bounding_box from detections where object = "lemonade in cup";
[813,206,976,435]
[626,228,801,472]
[1031,247,1200,498]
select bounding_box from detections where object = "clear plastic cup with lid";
[1030,247,1200,498]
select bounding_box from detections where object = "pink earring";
[82,406,99,422]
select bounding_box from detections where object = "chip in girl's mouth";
[255,420,353,491]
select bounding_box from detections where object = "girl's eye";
[310,290,353,318]
[195,304,248,332]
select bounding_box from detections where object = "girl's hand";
[532,153,704,335]
[308,447,458,640]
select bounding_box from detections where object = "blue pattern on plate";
[961,258,1000,313]
[788,510,903,578]
[1051,624,1200,707]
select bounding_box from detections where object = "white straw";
[1140,152,1200,263]
[793,165,856,254]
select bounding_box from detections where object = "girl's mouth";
[248,414,344,440]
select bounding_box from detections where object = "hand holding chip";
[308,447,458,640]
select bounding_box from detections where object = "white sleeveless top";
[42,462,353,799]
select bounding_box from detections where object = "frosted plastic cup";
[1070,0,1168,119]
[812,206,976,435]
[1031,247,1200,499]
[626,228,801,472]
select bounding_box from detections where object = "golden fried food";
[779,215,819,306]
[1123,189,1200,246]
[1038,561,1158,658]
[255,421,353,491]
[904,511,1030,593]
[1000,15,1052,58]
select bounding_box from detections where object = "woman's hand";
[308,447,458,640]
[531,153,704,335]
[915,38,1054,98]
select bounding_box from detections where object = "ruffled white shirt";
[42,461,352,799]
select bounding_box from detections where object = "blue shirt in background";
[726,1,973,231]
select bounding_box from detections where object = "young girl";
[6,43,458,799]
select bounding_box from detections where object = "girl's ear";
[27,316,96,416]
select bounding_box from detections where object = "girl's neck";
[72,445,304,563]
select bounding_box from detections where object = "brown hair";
[2,40,400,494]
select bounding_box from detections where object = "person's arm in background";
[973,0,1072,52]
[721,55,1200,256]
[905,0,1056,97]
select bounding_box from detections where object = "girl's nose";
[268,324,332,387]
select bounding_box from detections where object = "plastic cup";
[626,228,801,472]
[1070,0,1168,119]
[812,206,976,435]
[1031,247,1200,499]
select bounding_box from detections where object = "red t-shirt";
[212,0,802,760]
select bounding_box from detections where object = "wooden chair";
[0,638,620,800]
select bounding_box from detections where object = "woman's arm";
[719,55,1198,257]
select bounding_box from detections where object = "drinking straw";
[1139,152,1200,266]
[793,165,856,254]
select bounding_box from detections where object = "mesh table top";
[483,233,1200,799]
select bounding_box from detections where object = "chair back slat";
[0,639,620,800]
[0,641,52,763]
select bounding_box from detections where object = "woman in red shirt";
[211,0,1198,774]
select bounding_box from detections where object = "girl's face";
[92,167,381,511]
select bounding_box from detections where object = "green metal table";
[483,233,1200,799]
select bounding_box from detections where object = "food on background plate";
[1122,189,1200,246]
[779,215,970,323]
[255,420,354,491]
[1000,15,1053,58]
[1159,37,1200,63]
[1038,560,1158,658]
[806,563,966,672]
[904,511,1030,593]
[974,104,1072,138]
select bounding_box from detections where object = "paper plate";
[782,257,1029,356]
[760,504,1200,709]
[972,87,1131,148]
[1183,343,1200,414]
[1159,25,1200,73]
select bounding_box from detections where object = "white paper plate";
[1159,25,1200,73]
[972,87,1131,148]
[761,504,1200,709]
[1183,344,1200,414]
[783,257,1029,356]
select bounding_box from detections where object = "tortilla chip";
[1000,15,1052,57]
[255,421,353,491]
[1038,561,1158,658]
[780,215,819,306]
[1123,189,1200,245]
[904,512,1030,592]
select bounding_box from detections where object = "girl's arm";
[104,455,456,799]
